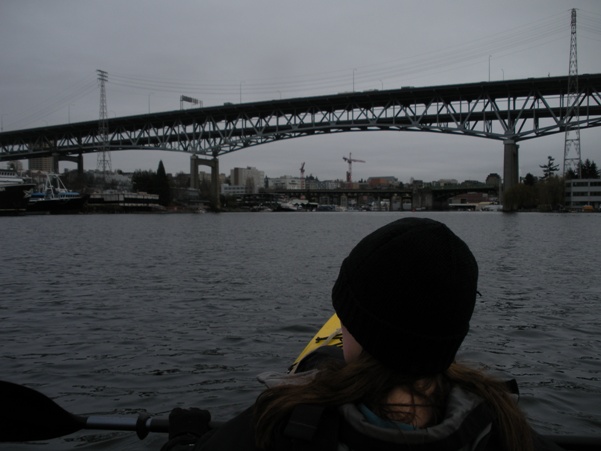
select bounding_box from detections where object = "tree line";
[505,157,599,211]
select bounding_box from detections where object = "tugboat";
[0,169,35,215]
[26,173,89,214]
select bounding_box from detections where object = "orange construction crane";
[343,153,366,183]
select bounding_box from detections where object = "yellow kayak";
[289,313,342,373]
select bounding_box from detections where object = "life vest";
[273,402,498,451]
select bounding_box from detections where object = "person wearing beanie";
[331,217,479,376]
[163,218,563,451]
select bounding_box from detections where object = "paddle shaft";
[82,414,169,439]
[82,415,222,438]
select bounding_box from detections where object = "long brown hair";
[253,353,533,451]
[445,363,534,451]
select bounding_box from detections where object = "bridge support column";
[190,155,221,211]
[54,152,84,174]
[412,189,432,210]
[77,152,84,176]
[51,153,60,173]
[190,155,199,189]
[502,140,519,211]
[211,157,221,211]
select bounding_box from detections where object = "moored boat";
[0,169,35,215]
[86,191,165,213]
[26,173,89,214]
[276,201,298,211]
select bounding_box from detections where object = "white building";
[221,184,248,196]
[230,167,264,194]
[565,179,601,210]
[268,175,302,190]
[303,179,343,190]
[435,178,459,186]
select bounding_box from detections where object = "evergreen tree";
[539,156,559,180]
[564,159,599,179]
[156,160,171,206]
[565,168,578,180]
[581,159,600,178]
[523,173,537,186]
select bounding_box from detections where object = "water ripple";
[1,212,600,449]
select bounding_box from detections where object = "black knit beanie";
[331,217,478,376]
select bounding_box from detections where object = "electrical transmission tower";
[96,69,112,178]
[563,8,582,178]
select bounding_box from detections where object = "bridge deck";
[1,74,600,161]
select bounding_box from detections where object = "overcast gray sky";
[1,0,600,183]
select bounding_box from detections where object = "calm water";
[1,212,600,450]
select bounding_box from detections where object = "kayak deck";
[289,314,342,373]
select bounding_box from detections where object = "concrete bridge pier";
[57,152,84,175]
[412,189,433,210]
[77,153,84,175]
[190,155,221,211]
[51,153,60,173]
[502,139,519,211]
[190,155,199,190]
[42,150,83,174]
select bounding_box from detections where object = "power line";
[4,9,599,126]
[106,11,571,98]
[5,77,97,129]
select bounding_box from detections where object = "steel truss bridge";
[1,73,601,207]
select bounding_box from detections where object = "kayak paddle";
[0,380,168,441]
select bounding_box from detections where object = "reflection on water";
[1,212,600,449]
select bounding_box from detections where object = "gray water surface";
[1,212,599,449]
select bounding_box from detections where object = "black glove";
[160,408,211,451]
[169,407,211,439]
